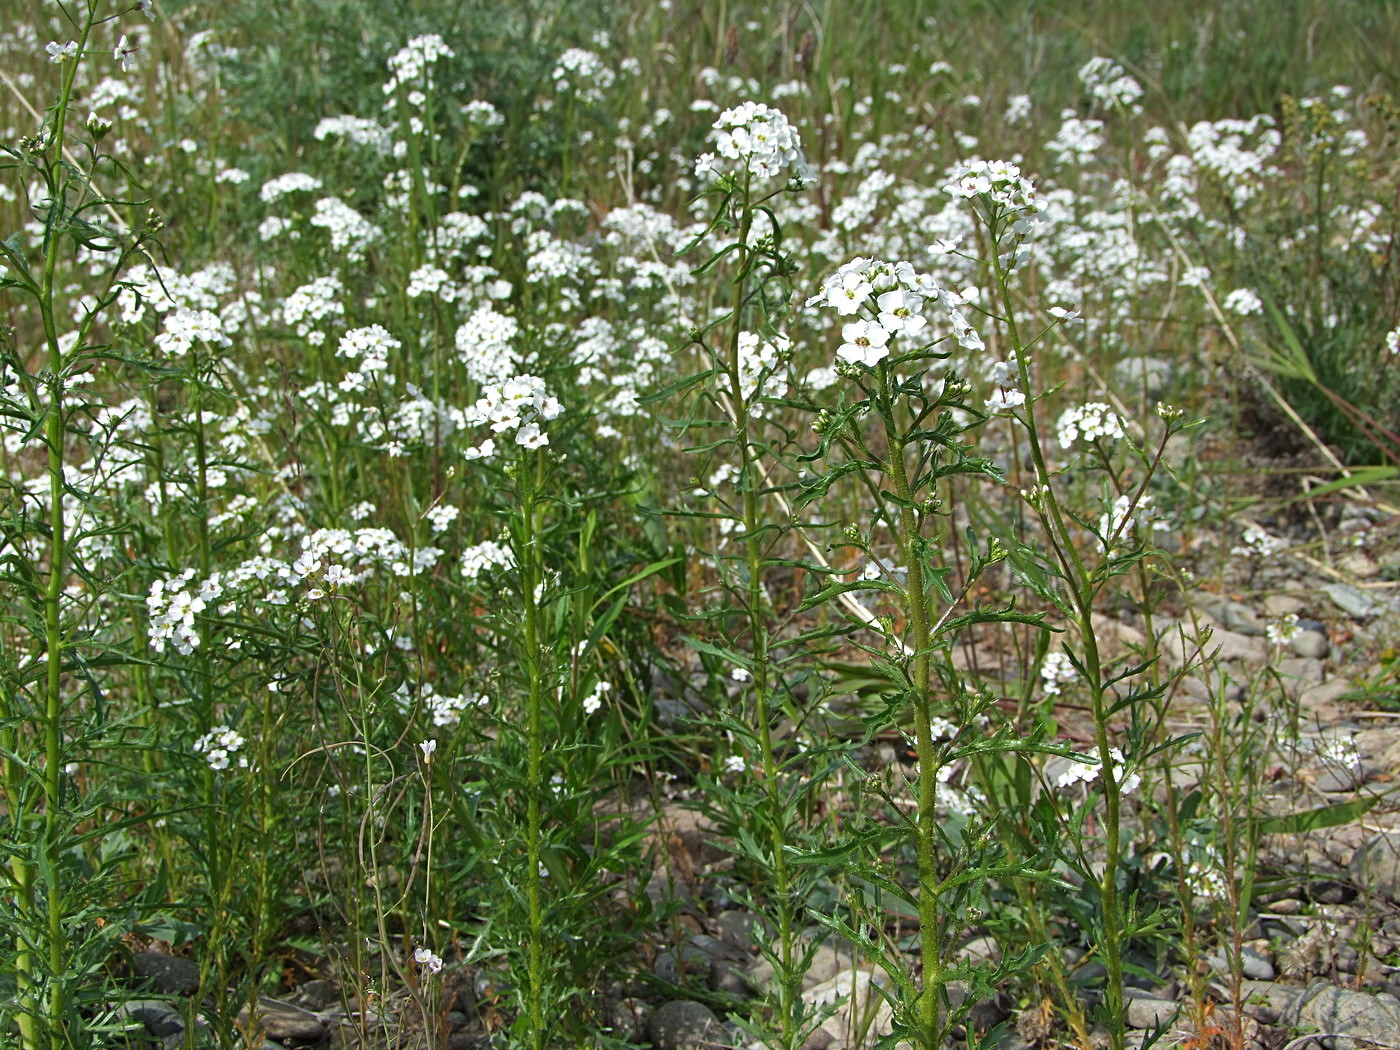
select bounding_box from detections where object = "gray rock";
[714,910,761,950]
[1282,980,1400,1048]
[1351,833,1400,902]
[647,1000,726,1050]
[296,979,341,1010]
[117,999,185,1038]
[1206,946,1275,981]
[236,998,327,1042]
[1322,583,1397,619]
[130,952,201,997]
[1200,598,1267,636]
[1292,629,1330,659]
[1316,764,1369,793]
[601,997,650,1043]
[1233,979,1301,1024]
[709,956,752,997]
[1278,657,1326,684]
[1124,995,1180,1029]
[654,942,717,984]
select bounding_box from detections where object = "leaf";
[1251,795,1379,836]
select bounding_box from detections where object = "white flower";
[1267,613,1302,645]
[836,319,892,368]
[46,41,78,63]
[723,755,747,774]
[876,288,927,338]
[114,34,137,72]
[985,388,1025,411]
[1054,745,1139,795]
[1222,288,1263,315]
[1056,402,1126,449]
[419,739,437,762]
[414,947,444,974]
[831,269,874,315]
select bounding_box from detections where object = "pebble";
[1351,832,1400,902]
[1315,764,1369,793]
[601,997,650,1043]
[1206,946,1275,981]
[1283,980,1400,1048]
[236,999,327,1042]
[129,952,201,997]
[1322,583,1396,619]
[1291,629,1330,659]
[647,1000,726,1050]
[1124,994,1180,1029]
[714,909,761,950]
[115,999,185,1039]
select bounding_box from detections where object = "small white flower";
[413,947,444,974]
[836,318,892,368]
[723,755,747,774]
[46,41,78,63]
[419,739,437,762]
[114,34,137,72]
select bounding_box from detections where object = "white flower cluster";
[1098,493,1167,545]
[1267,612,1302,646]
[460,539,514,581]
[735,331,790,413]
[808,257,983,367]
[1384,326,1399,356]
[422,683,486,727]
[1078,56,1145,111]
[463,375,562,452]
[283,275,346,346]
[581,680,612,716]
[148,570,224,654]
[944,159,1044,218]
[455,307,521,384]
[1230,525,1285,558]
[259,171,323,204]
[154,308,230,356]
[194,725,248,771]
[313,115,391,153]
[984,352,1025,411]
[1054,744,1140,795]
[551,48,615,103]
[1040,651,1076,697]
[1222,288,1263,315]
[461,99,503,128]
[336,324,399,379]
[385,33,454,94]
[309,198,382,262]
[695,101,814,186]
[1056,402,1126,449]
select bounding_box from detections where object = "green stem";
[878,374,940,1049]
[993,217,1125,1050]
[520,450,547,1050]
[726,184,798,1048]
